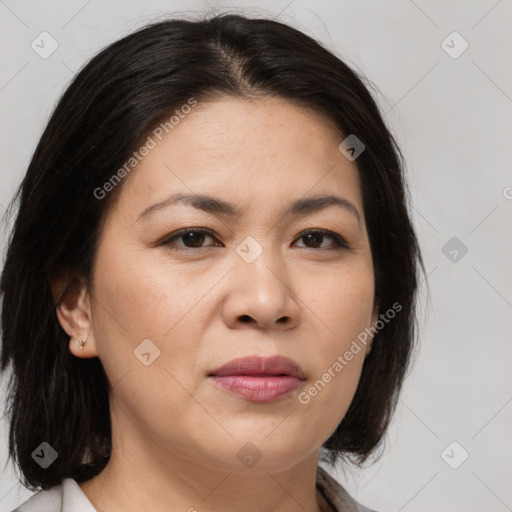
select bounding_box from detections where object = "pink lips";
[208,355,306,403]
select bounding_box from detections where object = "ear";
[365,302,380,356]
[49,269,98,359]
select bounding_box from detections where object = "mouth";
[207,355,306,403]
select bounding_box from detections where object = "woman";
[1,12,424,512]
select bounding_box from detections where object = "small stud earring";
[76,339,86,351]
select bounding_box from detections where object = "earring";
[76,339,86,351]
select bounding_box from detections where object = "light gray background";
[1,1,511,511]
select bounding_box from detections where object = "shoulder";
[10,482,63,512]
[10,478,96,512]
[316,465,380,512]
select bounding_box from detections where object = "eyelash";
[159,228,350,251]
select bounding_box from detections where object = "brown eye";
[161,228,221,249]
[294,229,349,250]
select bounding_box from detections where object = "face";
[59,96,379,474]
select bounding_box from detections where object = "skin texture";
[53,96,379,512]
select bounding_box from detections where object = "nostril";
[240,315,252,323]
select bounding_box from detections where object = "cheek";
[90,252,211,440]
[90,241,220,397]
[293,262,374,425]
[297,258,376,341]
[93,242,217,343]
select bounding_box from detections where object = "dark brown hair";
[0,12,425,491]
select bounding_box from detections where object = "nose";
[222,246,301,331]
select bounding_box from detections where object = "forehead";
[112,96,363,222]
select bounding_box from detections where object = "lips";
[208,355,306,380]
[208,355,306,403]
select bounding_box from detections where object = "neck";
[79,443,330,512]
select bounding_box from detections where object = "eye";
[293,229,350,250]
[160,228,220,250]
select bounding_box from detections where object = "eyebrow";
[136,192,362,227]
